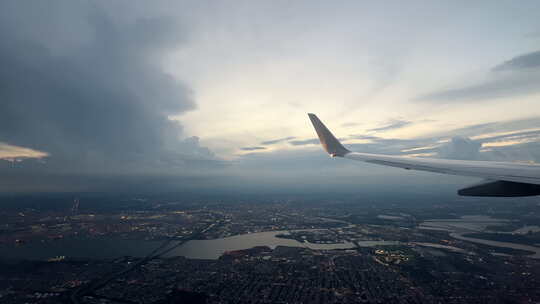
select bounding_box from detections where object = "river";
[420,215,540,259]
[4,215,538,261]
[0,229,384,261]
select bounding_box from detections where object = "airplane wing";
[308,113,540,197]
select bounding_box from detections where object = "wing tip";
[307,113,350,157]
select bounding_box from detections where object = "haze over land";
[1,1,540,193]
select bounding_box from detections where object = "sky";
[1,1,540,193]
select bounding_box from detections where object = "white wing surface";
[308,113,540,196]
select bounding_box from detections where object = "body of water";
[420,215,540,259]
[0,238,163,261]
[0,230,364,261]
[164,230,357,259]
[5,215,536,261]
[450,233,540,259]
[419,215,508,232]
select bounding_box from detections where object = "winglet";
[308,113,350,157]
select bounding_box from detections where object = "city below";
[1,193,539,303]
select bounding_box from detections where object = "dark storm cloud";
[367,120,412,132]
[240,146,266,151]
[260,136,296,145]
[417,50,540,102]
[0,2,220,181]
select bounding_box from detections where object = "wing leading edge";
[308,113,540,197]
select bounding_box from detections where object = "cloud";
[260,136,296,145]
[341,122,361,127]
[433,116,540,139]
[346,117,540,162]
[436,136,481,160]
[1,1,539,194]
[346,138,435,156]
[492,50,540,71]
[482,141,540,163]
[416,72,540,102]
[433,119,540,162]
[0,2,221,189]
[0,143,49,161]
[289,138,321,146]
[367,120,412,132]
[240,146,266,151]
[227,115,540,194]
[348,135,381,140]
[477,129,540,143]
[417,50,540,102]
